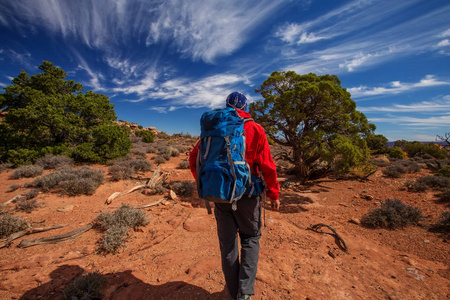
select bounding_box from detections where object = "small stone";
[423,240,430,244]
[349,218,361,225]
[57,205,74,212]
[169,190,178,200]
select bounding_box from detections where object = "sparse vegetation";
[169,181,195,196]
[94,204,149,254]
[436,189,450,203]
[382,164,406,178]
[428,211,450,235]
[16,198,41,213]
[405,175,450,192]
[0,163,13,173]
[35,154,73,170]
[154,155,167,164]
[108,156,153,181]
[177,160,190,169]
[361,198,423,229]
[435,165,450,177]
[0,214,29,238]
[7,184,21,192]
[10,165,44,179]
[62,271,106,300]
[28,167,104,195]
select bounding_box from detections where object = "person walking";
[189,91,280,300]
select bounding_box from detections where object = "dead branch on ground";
[17,224,92,248]
[106,165,168,204]
[0,224,65,249]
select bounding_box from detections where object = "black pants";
[214,195,262,299]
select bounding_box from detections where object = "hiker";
[189,91,280,300]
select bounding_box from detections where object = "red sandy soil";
[0,151,449,299]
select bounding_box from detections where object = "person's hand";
[271,199,280,211]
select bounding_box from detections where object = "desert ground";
[0,139,449,300]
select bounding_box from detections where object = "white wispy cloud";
[348,75,450,98]
[275,0,450,74]
[114,72,252,110]
[0,0,288,63]
[359,95,450,113]
[369,115,450,127]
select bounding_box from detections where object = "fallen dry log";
[0,224,65,249]
[17,224,92,248]
[106,165,168,204]
[135,198,165,209]
[0,194,24,207]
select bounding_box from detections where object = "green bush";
[388,147,406,159]
[0,61,132,165]
[135,130,154,143]
[361,198,423,229]
[62,271,106,300]
[403,142,448,159]
[366,134,388,154]
[10,165,44,179]
[0,214,29,238]
[435,165,450,177]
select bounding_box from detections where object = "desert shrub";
[157,131,170,139]
[135,130,154,143]
[388,147,406,159]
[154,155,166,164]
[428,211,450,235]
[108,165,135,181]
[399,160,421,173]
[108,157,153,181]
[130,148,147,158]
[35,154,73,170]
[146,146,157,154]
[16,198,41,213]
[0,163,13,173]
[361,198,423,229]
[405,175,449,192]
[23,189,40,200]
[177,160,190,169]
[0,214,29,237]
[62,271,106,300]
[366,134,388,154]
[436,189,450,203]
[370,156,390,167]
[7,184,21,193]
[435,165,450,177]
[382,164,406,178]
[94,204,149,254]
[29,167,104,195]
[169,181,195,196]
[403,142,448,159]
[10,165,44,179]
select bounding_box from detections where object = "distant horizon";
[1,0,449,141]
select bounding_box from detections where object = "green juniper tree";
[251,71,376,182]
[0,61,131,165]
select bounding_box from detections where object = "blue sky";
[0,0,449,141]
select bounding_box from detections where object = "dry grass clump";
[405,175,449,192]
[28,167,104,196]
[16,198,41,213]
[108,156,153,181]
[436,189,450,203]
[35,154,73,170]
[0,163,13,173]
[154,155,167,164]
[361,198,423,229]
[177,160,190,169]
[62,271,106,300]
[94,204,149,254]
[0,214,29,238]
[382,160,421,178]
[7,184,21,193]
[10,165,44,179]
[169,181,195,196]
[428,211,450,235]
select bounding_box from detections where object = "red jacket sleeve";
[189,140,199,179]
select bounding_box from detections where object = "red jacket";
[189,109,279,201]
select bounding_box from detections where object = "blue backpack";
[196,108,254,214]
